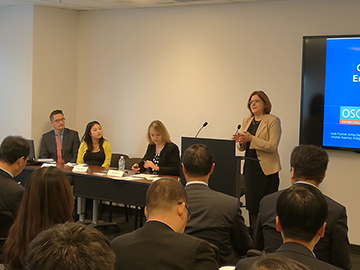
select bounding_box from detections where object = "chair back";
[110,153,129,168]
[125,157,142,170]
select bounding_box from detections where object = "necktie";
[56,133,64,163]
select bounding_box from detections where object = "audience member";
[131,120,180,176]
[26,222,115,270]
[39,109,80,163]
[254,145,350,269]
[251,256,311,270]
[0,136,29,216]
[77,121,111,167]
[182,144,252,266]
[2,167,74,270]
[235,184,342,270]
[111,177,218,270]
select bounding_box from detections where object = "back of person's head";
[49,109,64,121]
[147,120,171,144]
[182,144,214,177]
[3,167,74,270]
[291,145,328,183]
[146,177,187,217]
[26,222,115,270]
[276,183,328,243]
[251,256,311,270]
[0,136,30,164]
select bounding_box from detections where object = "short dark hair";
[247,90,272,115]
[276,183,328,242]
[0,136,30,164]
[290,145,329,183]
[182,144,214,177]
[49,109,64,121]
[26,222,115,270]
[146,177,187,216]
[251,256,311,270]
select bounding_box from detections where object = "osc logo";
[340,106,360,125]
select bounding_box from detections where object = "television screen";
[300,35,360,152]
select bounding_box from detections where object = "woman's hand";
[238,132,253,144]
[131,163,140,173]
[232,132,241,142]
[144,160,159,171]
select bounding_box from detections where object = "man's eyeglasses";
[178,202,191,221]
[52,118,66,123]
[248,99,261,105]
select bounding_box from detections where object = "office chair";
[110,153,129,168]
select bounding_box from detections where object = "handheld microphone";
[195,122,208,138]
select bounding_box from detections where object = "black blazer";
[39,128,80,163]
[235,242,342,270]
[139,142,180,176]
[111,220,218,270]
[0,169,24,216]
[185,183,252,267]
[254,187,351,270]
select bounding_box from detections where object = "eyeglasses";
[178,202,191,221]
[248,99,262,105]
[52,118,66,123]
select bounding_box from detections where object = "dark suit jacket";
[235,242,342,270]
[39,128,80,163]
[111,220,218,270]
[139,142,180,176]
[254,187,351,270]
[185,183,252,267]
[0,168,24,216]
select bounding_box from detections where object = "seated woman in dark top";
[131,120,180,176]
[77,121,111,167]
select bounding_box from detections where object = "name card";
[72,165,89,173]
[107,169,125,178]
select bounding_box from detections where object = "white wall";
[32,6,78,153]
[0,5,33,140]
[77,0,360,243]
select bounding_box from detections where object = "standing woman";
[2,167,74,270]
[131,120,180,176]
[234,90,281,232]
[77,121,112,167]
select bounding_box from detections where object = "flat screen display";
[300,35,360,152]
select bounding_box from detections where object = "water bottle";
[118,156,125,171]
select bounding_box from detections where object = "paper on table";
[133,174,158,180]
[40,163,57,168]
[38,158,54,163]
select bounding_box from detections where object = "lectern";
[181,137,244,198]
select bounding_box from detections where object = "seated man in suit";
[236,183,342,270]
[26,222,115,270]
[182,144,252,267]
[111,177,219,270]
[39,109,80,163]
[0,136,30,216]
[254,145,351,270]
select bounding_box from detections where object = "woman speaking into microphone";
[233,90,281,233]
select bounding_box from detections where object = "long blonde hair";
[147,120,171,145]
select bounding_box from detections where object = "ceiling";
[0,0,288,10]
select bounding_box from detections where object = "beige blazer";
[238,114,281,175]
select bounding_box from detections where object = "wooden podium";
[180,137,244,198]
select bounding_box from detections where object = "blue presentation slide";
[323,37,360,149]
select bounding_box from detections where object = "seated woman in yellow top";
[76,121,111,167]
